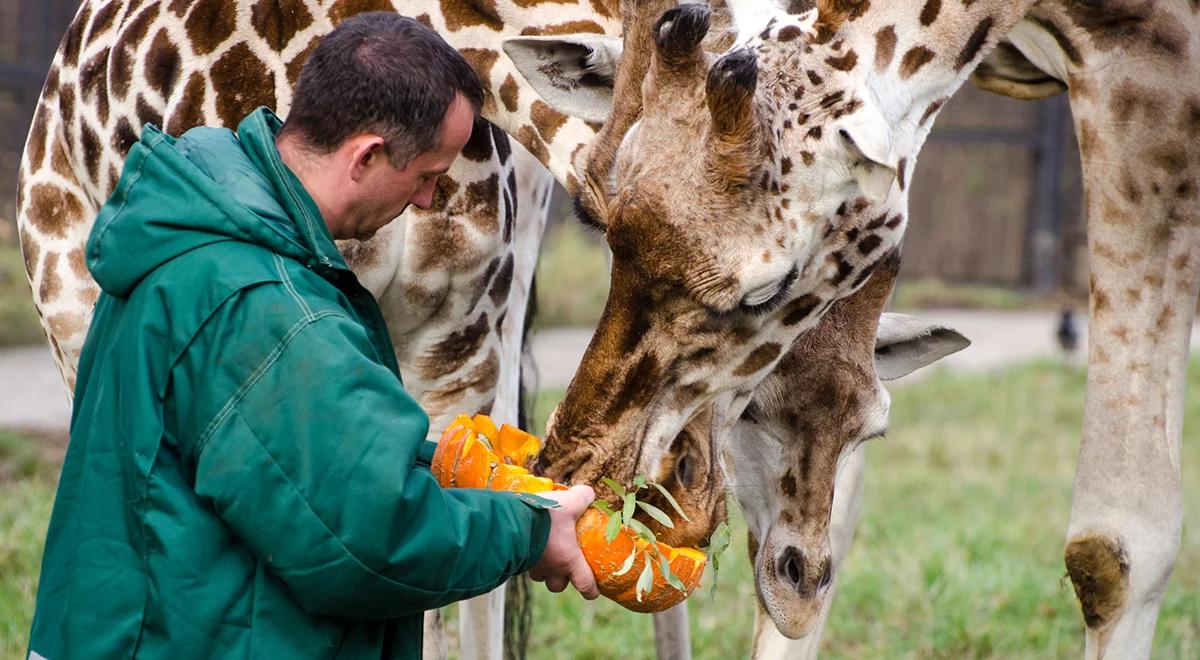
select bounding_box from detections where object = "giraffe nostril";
[778,546,803,589]
[818,560,833,590]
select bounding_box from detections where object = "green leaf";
[626,518,658,545]
[612,548,639,577]
[601,477,626,499]
[636,556,654,601]
[604,510,623,543]
[621,493,635,523]
[591,500,614,516]
[651,482,691,522]
[633,474,647,489]
[706,522,731,600]
[706,522,732,571]
[636,501,674,529]
[654,551,687,591]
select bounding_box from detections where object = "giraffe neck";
[832,0,1038,167]
[412,0,622,192]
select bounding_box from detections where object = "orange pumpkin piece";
[431,414,706,613]
[495,424,541,468]
[574,508,706,613]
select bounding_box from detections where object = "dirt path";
[5,310,1198,433]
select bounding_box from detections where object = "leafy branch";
[592,475,724,603]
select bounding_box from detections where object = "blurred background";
[1,2,1197,658]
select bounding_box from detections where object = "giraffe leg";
[750,445,866,659]
[1065,192,1200,658]
[422,610,448,659]
[458,587,506,660]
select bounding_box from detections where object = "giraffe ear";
[503,35,623,124]
[836,101,896,204]
[874,313,970,381]
[970,20,1069,100]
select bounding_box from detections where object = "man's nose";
[409,178,440,210]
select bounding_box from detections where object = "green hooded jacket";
[27,107,552,659]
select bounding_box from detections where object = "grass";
[0,429,59,657]
[506,361,1200,659]
[0,238,45,346]
[3,361,1198,657]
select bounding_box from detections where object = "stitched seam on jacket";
[273,254,313,319]
[195,310,342,456]
[89,131,167,250]
[256,112,323,252]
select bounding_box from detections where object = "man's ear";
[347,135,387,182]
[502,34,623,124]
[874,313,970,381]
[836,101,896,204]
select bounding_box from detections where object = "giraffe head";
[507,2,911,494]
[725,252,968,638]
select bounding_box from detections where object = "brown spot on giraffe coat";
[166,73,209,137]
[145,29,182,98]
[461,116,496,162]
[185,0,235,55]
[956,17,994,71]
[498,74,521,113]
[61,3,91,68]
[211,43,277,127]
[734,343,783,377]
[522,20,606,36]
[19,227,39,281]
[251,0,314,52]
[919,0,941,26]
[422,314,491,377]
[28,184,85,240]
[439,0,504,32]
[286,37,320,87]
[39,252,62,302]
[531,100,568,143]
[899,46,935,79]
[873,25,896,72]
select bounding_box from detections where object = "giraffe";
[505,0,1199,656]
[16,0,624,395]
[728,250,968,656]
[11,2,688,659]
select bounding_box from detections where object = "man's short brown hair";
[280,12,484,167]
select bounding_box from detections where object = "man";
[28,13,596,659]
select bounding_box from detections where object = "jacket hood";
[87,107,347,297]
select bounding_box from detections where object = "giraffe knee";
[1064,533,1129,631]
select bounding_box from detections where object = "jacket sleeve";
[175,303,552,620]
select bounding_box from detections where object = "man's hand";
[527,485,599,600]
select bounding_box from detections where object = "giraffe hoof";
[1064,533,1130,631]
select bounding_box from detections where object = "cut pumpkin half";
[430,414,707,613]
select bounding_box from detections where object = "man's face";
[343,94,475,240]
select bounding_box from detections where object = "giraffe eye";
[677,454,696,488]
[740,266,798,316]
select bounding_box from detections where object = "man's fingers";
[545,575,568,593]
[570,555,599,600]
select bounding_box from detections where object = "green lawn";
[3,361,1198,658]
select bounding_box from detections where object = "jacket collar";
[237,107,350,272]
